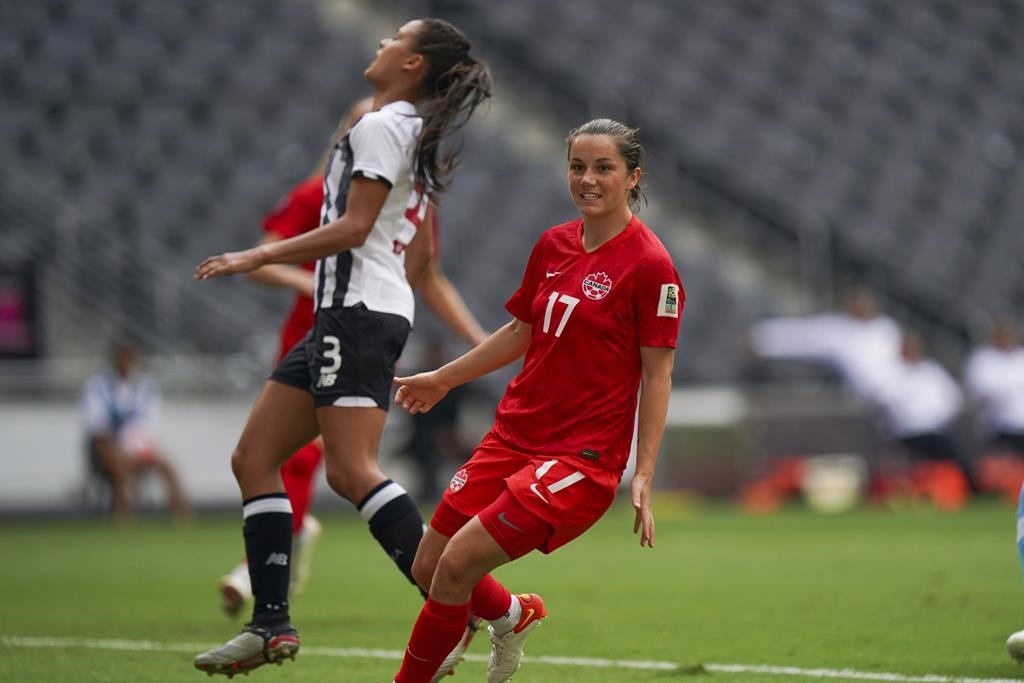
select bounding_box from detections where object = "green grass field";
[3,498,1024,683]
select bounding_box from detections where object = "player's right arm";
[244,233,316,298]
[394,317,531,414]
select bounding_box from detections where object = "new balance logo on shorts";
[265,553,288,566]
[317,373,338,388]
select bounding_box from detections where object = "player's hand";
[393,371,450,415]
[631,472,655,548]
[194,248,265,280]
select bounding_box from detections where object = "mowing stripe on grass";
[2,635,1022,683]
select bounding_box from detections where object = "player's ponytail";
[413,18,492,199]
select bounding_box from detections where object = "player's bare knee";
[411,552,438,592]
[431,550,476,598]
[229,445,255,485]
[324,457,382,504]
[323,465,360,504]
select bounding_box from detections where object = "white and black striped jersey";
[315,100,423,324]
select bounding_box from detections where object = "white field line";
[2,635,1022,683]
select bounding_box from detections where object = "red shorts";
[432,432,621,555]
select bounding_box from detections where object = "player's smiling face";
[364,20,424,87]
[567,134,640,219]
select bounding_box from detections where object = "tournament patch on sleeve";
[657,283,680,318]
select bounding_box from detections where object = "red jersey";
[493,215,683,473]
[262,175,323,361]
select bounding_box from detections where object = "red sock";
[470,573,512,620]
[395,598,471,683]
[281,441,323,533]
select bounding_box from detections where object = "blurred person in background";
[81,340,191,521]
[216,97,488,624]
[742,288,902,510]
[873,330,973,510]
[388,118,682,683]
[399,335,475,503]
[190,18,491,679]
[748,287,902,400]
[964,317,1024,503]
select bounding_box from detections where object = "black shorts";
[270,303,411,409]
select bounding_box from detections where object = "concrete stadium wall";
[0,397,443,515]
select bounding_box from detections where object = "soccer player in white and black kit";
[389,119,683,683]
[191,19,490,678]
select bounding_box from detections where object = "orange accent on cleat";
[512,594,547,634]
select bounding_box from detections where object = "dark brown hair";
[413,18,492,198]
[566,118,647,212]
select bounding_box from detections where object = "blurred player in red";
[218,96,489,618]
[388,118,683,683]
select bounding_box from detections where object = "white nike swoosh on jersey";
[529,483,549,503]
[546,271,561,278]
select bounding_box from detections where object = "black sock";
[243,493,293,627]
[357,480,427,599]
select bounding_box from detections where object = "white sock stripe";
[359,482,407,522]
[243,497,293,519]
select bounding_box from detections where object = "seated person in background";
[741,288,902,511]
[964,316,1024,501]
[81,340,191,520]
[873,330,974,509]
[748,287,902,401]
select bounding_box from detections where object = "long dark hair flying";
[413,18,492,198]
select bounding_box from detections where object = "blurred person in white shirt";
[82,340,191,520]
[749,288,902,401]
[965,318,1024,456]
[964,317,1024,505]
[873,331,973,508]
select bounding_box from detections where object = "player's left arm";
[632,345,675,548]
[404,201,435,289]
[406,203,488,346]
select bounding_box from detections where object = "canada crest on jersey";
[582,272,613,300]
[449,467,469,492]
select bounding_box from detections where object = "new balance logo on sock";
[265,553,289,566]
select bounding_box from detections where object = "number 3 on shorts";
[321,335,342,374]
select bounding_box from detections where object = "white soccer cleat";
[193,622,300,677]
[218,563,252,618]
[487,594,547,683]
[1008,629,1024,663]
[290,515,322,597]
[430,616,484,682]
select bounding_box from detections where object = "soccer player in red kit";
[389,118,683,683]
